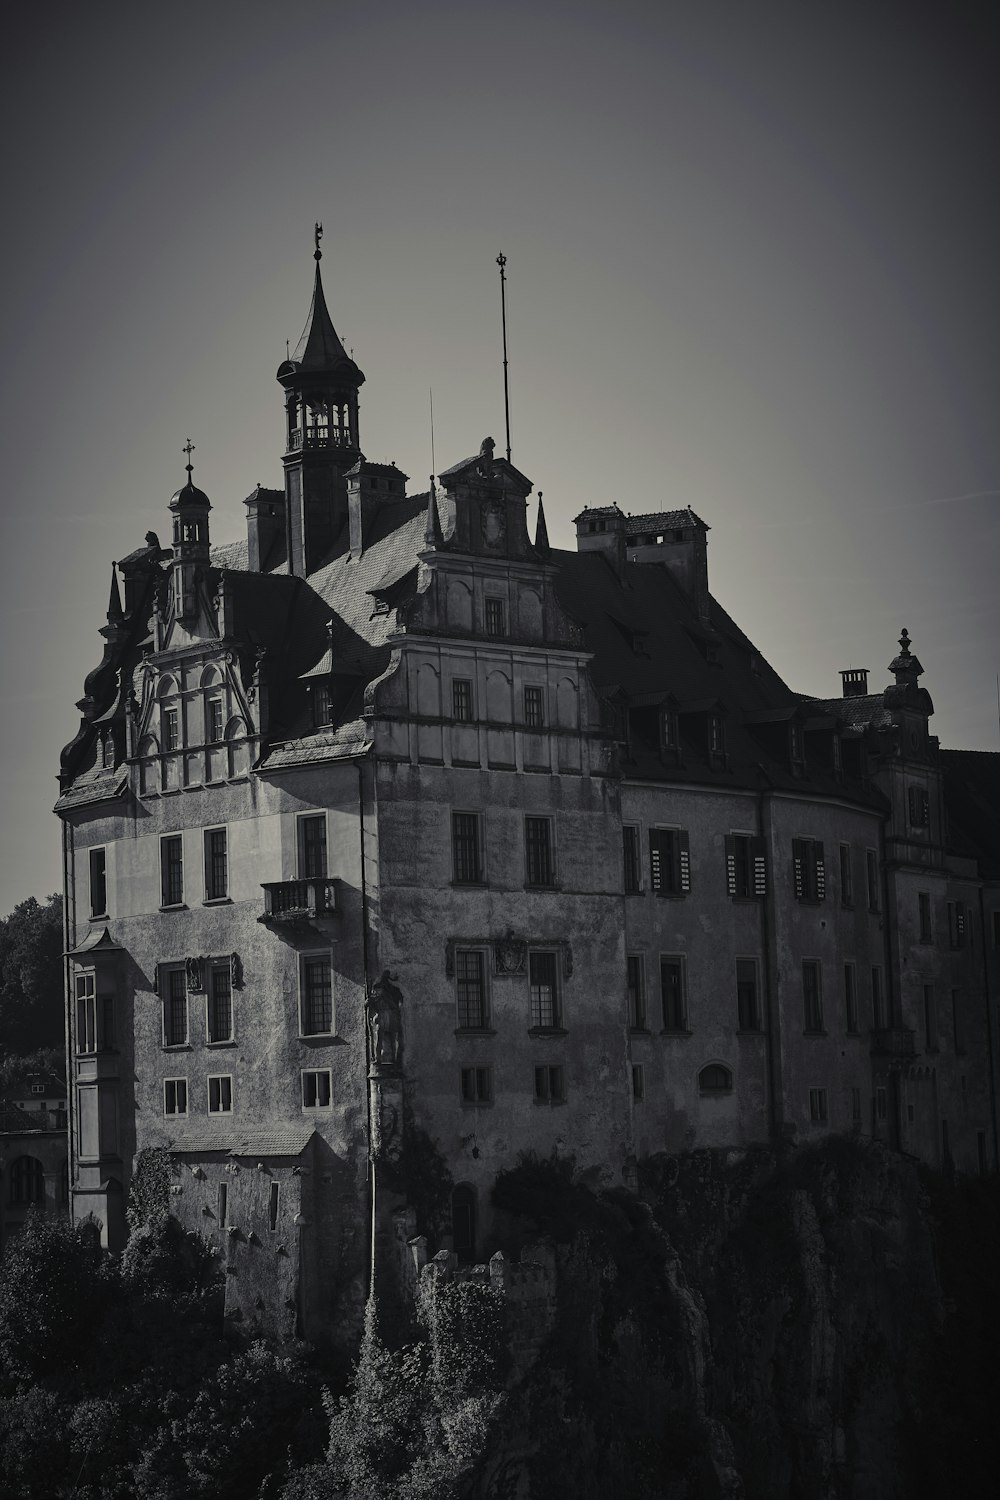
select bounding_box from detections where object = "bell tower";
[169,439,211,620]
[277,225,366,576]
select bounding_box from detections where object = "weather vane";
[182,438,195,481]
[314,221,323,261]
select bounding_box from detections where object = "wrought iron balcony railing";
[260,879,337,924]
[869,1026,916,1058]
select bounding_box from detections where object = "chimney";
[625,511,711,624]
[840,668,869,697]
[347,461,409,556]
[245,487,287,573]
[574,505,627,576]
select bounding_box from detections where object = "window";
[207,697,224,743]
[725,835,766,898]
[698,1063,732,1095]
[660,957,687,1032]
[839,844,853,907]
[208,1075,233,1114]
[802,960,823,1033]
[452,679,473,722]
[460,1066,492,1104]
[851,1086,862,1124]
[312,683,333,728]
[162,707,180,752]
[8,1156,45,1206]
[452,1185,477,1262]
[204,828,228,901]
[708,714,725,757]
[164,1078,187,1116]
[627,956,646,1030]
[736,958,760,1031]
[451,812,482,884]
[217,1182,228,1228]
[789,722,805,770]
[792,839,825,902]
[533,1064,565,1104]
[865,850,880,912]
[269,1181,280,1232]
[300,956,333,1035]
[207,965,233,1043]
[163,968,188,1047]
[952,989,964,1054]
[947,901,966,949]
[876,1087,887,1122]
[524,685,544,728]
[298,814,328,879]
[649,828,691,896]
[908,786,929,827]
[89,848,107,918]
[623,825,641,894]
[918,892,932,943]
[923,985,937,1051]
[659,710,677,752]
[809,1087,828,1123]
[160,835,184,906]
[484,597,506,637]
[844,963,859,1034]
[456,950,487,1030]
[631,1064,644,1101]
[302,1069,332,1108]
[871,967,886,1029]
[76,973,97,1054]
[525,817,555,886]
[529,951,560,1030]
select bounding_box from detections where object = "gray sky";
[2,1,997,915]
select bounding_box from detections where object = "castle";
[56,238,1000,1342]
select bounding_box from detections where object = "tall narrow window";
[164,969,188,1047]
[918,892,932,943]
[162,707,180,752]
[529,951,560,1030]
[269,1181,280,1232]
[301,956,333,1035]
[839,844,853,906]
[632,1064,645,1101]
[908,786,930,827]
[456,950,487,1030]
[312,683,333,727]
[871,967,886,1029]
[627,956,646,1030]
[736,958,760,1031]
[649,828,691,896]
[484,598,506,637]
[660,957,687,1032]
[451,812,482,884]
[947,902,966,948]
[207,697,224,743]
[866,850,880,912]
[89,848,107,918]
[792,839,825,902]
[207,965,233,1043]
[218,1182,228,1228]
[299,815,328,879]
[204,828,228,901]
[76,973,97,1054]
[533,1065,565,1103]
[802,961,823,1032]
[460,1067,492,1104]
[809,1087,828,1123]
[525,817,555,886]
[164,1079,187,1116]
[524,685,544,728]
[952,989,964,1054]
[623,825,641,894]
[160,835,183,906]
[708,715,725,757]
[844,963,859,1034]
[923,985,937,1052]
[452,679,473,722]
[302,1070,332,1107]
[208,1075,233,1114]
[725,835,766,898]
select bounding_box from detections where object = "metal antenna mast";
[429,387,436,479]
[497,252,511,463]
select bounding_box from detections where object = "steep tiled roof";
[212,537,252,571]
[625,508,707,535]
[163,1126,315,1156]
[940,749,1000,878]
[54,768,128,813]
[807,693,895,731]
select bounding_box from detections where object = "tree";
[0,1209,110,1385]
[0,896,65,1056]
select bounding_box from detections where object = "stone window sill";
[454,1028,496,1038]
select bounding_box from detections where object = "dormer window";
[708,715,725,756]
[659,710,677,753]
[313,683,333,728]
[790,723,805,774]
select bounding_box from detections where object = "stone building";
[55,242,999,1342]
[0,1070,69,1247]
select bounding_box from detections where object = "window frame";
[207,696,225,744]
[162,705,180,753]
[302,1069,332,1109]
[627,954,647,1031]
[297,813,328,880]
[698,1062,733,1095]
[452,678,474,723]
[809,1086,828,1123]
[736,957,761,1032]
[660,955,688,1033]
[163,1077,188,1117]
[484,596,507,638]
[918,891,932,943]
[451,810,484,886]
[792,838,826,903]
[75,972,97,1055]
[838,843,853,907]
[523,684,545,729]
[206,962,234,1044]
[160,833,184,908]
[455,948,489,1032]
[865,849,880,913]
[725,833,766,899]
[649,827,691,898]
[207,1074,233,1115]
[460,1066,493,1105]
[89,847,108,919]
[623,824,642,894]
[161,966,189,1048]
[870,965,886,1030]
[204,826,229,902]
[533,1063,565,1105]
[844,961,859,1035]
[299,952,334,1037]
[802,959,824,1034]
[631,1063,645,1101]
[528,949,562,1032]
[524,815,556,888]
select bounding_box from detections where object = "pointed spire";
[289,224,352,371]
[424,479,445,549]
[534,490,550,554]
[107,563,124,623]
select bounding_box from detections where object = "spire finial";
[182,438,195,484]
[534,490,550,553]
[314,221,323,262]
[899,627,911,657]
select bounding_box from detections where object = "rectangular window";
[923,985,937,1052]
[452,678,473,722]
[809,1087,828,1123]
[844,963,859,1034]
[269,1181,280,1232]
[164,1078,187,1116]
[484,597,506,637]
[876,1087,887,1122]
[525,816,555,886]
[623,825,641,894]
[312,683,333,728]
[660,710,677,751]
[451,812,482,884]
[301,956,333,1035]
[460,1066,492,1104]
[163,969,188,1047]
[298,814,328,879]
[660,957,687,1032]
[725,834,766,898]
[627,955,646,1030]
[207,697,224,743]
[708,714,725,756]
[524,685,544,728]
[947,901,965,948]
[160,834,184,907]
[632,1064,645,1101]
[75,973,96,1054]
[649,828,691,897]
[839,844,853,906]
[456,950,487,1030]
[908,785,930,827]
[207,965,233,1043]
[951,989,963,1054]
[918,892,932,943]
[866,850,880,912]
[792,839,826,902]
[162,706,180,752]
[89,848,108,918]
[736,958,760,1031]
[871,967,886,1029]
[208,1075,233,1114]
[204,828,228,901]
[533,1064,565,1104]
[802,960,823,1033]
[302,1070,332,1108]
[851,1086,862,1124]
[218,1182,228,1228]
[529,951,560,1030]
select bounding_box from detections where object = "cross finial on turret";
[182,438,195,483]
[314,221,323,262]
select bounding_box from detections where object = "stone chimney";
[625,510,711,623]
[245,487,286,573]
[347,461,409,556]
[574,505,627,576]
[840,668,869,698]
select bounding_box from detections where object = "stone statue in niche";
[367,970,404,1070]
[494,929,527,975]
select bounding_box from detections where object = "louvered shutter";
[678,831,691,893]
[814,841,826,900]
[752,836,767,896]
[725,836,737,896]
[956,907,966,942]
[792,839,805,899]
[649,830,665,894]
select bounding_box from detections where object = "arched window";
[8,1156,45,1205]
[451,1184,476,1264]
[156,674,177,699]
[698,1063,733,1096]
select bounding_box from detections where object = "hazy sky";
[1,1,997,915]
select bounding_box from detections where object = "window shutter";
[678,831,691,893]
[725,836,736,896]
[792,841,805,899]
[814,842,826,900]
[649,830,665,894]
[956,907,966,942]
[907,786,917,822]
[752,836,767,896]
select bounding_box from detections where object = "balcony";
[869,1026,916,1059]
[259,879,338,926]
[288,427,353,452]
